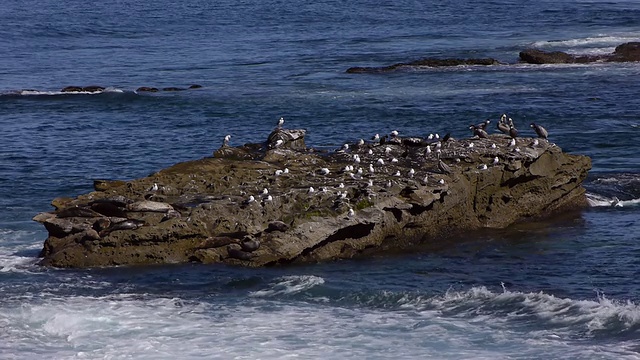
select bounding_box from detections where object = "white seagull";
[408,168,415,178]
[277,117,284,128]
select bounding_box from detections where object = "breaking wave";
[585,173,640,207]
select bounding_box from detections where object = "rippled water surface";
[1,0,640,358]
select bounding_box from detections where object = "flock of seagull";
[227,115,551,219]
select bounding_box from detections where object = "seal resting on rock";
[227,243,255,260]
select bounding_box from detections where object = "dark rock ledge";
[347,42,640,73]
[34,128,591,268]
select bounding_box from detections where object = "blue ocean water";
[1,0,640,358]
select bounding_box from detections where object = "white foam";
[249,275,325,297]
[586,193,640,207]
[1,287,639,359]
[18,87,124,96]
[531,34,640,49]
[0,229,41,273]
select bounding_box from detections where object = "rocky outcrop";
[34,128,591,268]
[346,42,640,73]
[519,42,640,64]
[347,58,502,73]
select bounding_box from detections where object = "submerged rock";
[35,127,591,268]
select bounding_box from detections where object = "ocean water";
[1,0,640,358]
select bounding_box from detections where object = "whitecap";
[249,275,325,297]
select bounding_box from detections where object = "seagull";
[357,167,363,175]
[478,164,488,170]
[277,117,285,128]
[369,164,375,173]
[274,139,284,147]
[386,180,392,188]
[354,154,361,163]
[425,145,432,154]
[245,195,255,204]
[493,156,499,165]
[320,168,330,175]
[408,168,415,178]
[348,208,355,218]
[149,183,158,191]
[385,147,392,154]
[368,149,373,155]
[391,158,399,163]
[371,133,380,142]
[358,139,365,146]
[530,123,548,139]
[531,139,539,147]
[438,179,445,185]
[491,143,497,149]
[264,195,273,202]
[394,170,401,177]
[262,188,269,195]
[367,179,374,187]
[223,134,231,146]
[427,134,434,140]
[283,168,289,174]
[342,143,349,151]
[275,169,283,176]
[508,138,516,147]
[468,142,475,148]
[308,187,315,194]
[338,182,345,188]
[377,158,384,165]
[391,130,399,137]
[422,175,428,184]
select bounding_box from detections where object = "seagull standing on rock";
[277,117,284,128]
[223,134,231,146]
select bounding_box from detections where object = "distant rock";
[519,42,640,64]
[347,58,502,73]
[136,86,159,92]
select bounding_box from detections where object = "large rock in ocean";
[34,128,591,268]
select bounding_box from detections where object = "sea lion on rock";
[240,237,260,252]
[266,220,289,233]
[100,219,145,236]
[126,200,174,213]
[227,243,255,261]
[56,206,104,218]
[90,202,128,218]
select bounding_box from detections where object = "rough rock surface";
[35,128,591,268]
